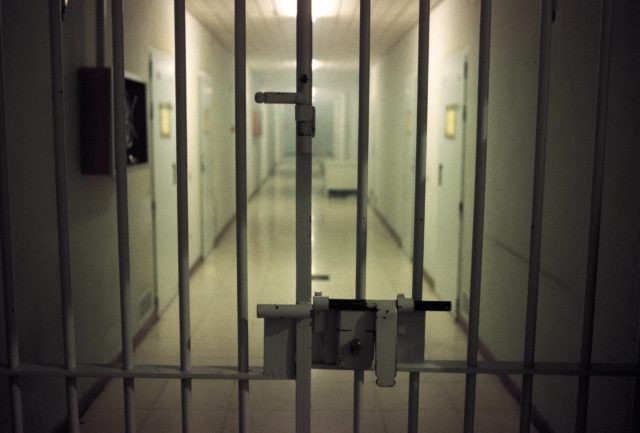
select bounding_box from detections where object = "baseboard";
[189,255,204,274]
[369,204,403,248]
[213,171,273,249]
[456,317,557,433]
[423,269,435,290]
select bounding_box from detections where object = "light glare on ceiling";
[275,0,338,22]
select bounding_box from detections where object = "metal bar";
[408,0,430,431]
[48,1,80,432]
[463,0,492,432]
[574,2,614,431]
[256,304,312,319]
[1,361,637,379]
[520,1,553,432]
[296,0,313,432]
[326,299,450,311]
[355,0,370,312]
[0,2,24,431]
[234,0,250,431]
[96,0,106,67]
[255,92,297,104]
[353,2,370,425]
[634,333,640,433]
[111,0,137,431]
[174,0,192,431]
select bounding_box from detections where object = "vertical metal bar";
[575,1,613,431]
[0,3,24,432]
[296,0,313,432]
[234,0,250,431]
[354,0,371,431]
[111,0,137,431]
[174,1,192,431]
[407,0,430,431]
[519,0,553,431]
[96,0,106,68]
[462,1,492,432]
[634,339,640,433]
[48,1,80,432]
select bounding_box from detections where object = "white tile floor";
[80,163,536,432]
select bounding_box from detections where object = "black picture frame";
[125,77,149,165]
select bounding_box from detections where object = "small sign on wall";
[159,103,172,138]
[445,104,458,139]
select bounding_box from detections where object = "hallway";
[79,164,532,433]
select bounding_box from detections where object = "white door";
[199,73,217,256]
[150,49,178,314]
[434,54,467,316]
[402,73,418,256]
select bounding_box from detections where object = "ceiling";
[186,0,442,71]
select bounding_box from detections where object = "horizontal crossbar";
[0,361,636,379]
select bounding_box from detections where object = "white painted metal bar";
[255,91,297,104]
[520,0,553,431]
[0,3,24,432]
[111,0,137,431]
[234,0,250,431]
[296,0,313,431]
[1,360,637,379]
[462,0,492,432]
[575,2,613,431]
[96,0,106,67]
[353,0,371,431]
[174,1,193,431]
[48,1,80,432]
[408,0,430,431]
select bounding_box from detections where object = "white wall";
[186,13,237,255]
[369,0,640,431]
[370,29,419,253]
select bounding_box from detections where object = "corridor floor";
[80,163,536,433]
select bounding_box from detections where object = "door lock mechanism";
[257,294,451,386]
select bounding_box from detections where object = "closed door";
[199,73,217,256]
[150,49,178,314]
[434,53,467,315]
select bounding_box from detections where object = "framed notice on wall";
[125,77,149,165]
[444,104,458,139]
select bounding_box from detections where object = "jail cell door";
[434,54,467,316]
[199,73,217,256]
[150,49,179,314]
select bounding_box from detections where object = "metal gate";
[0,0,636,433]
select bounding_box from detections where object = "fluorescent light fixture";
[312,59,321,70]
[275,0,338,22]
